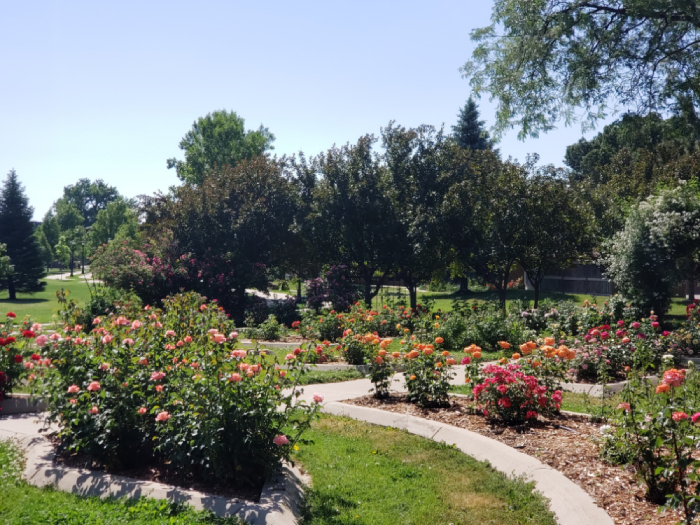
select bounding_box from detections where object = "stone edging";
[322,401,613,525]
[0,428,307,525]
[1,394,47,415]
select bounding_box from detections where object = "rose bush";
[37,292,320,488]
[402,338,455,407]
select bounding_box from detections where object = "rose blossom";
[228,373,242,382]
[99,363,110,371]
[35,335,48,346]
[155,411,170,422]
[90,406,99,414]
[312,393,324,404]
[165,330,176,338]
[212,333,226,344]
[150,371,166,381]
[183,336,192,343]
[138,407,147,415]
[102,334,113,344]
[87,381,101,392]
[229,331,238,339]
[273,435,289,446]
[67,384,80,394]
[672,412,689,422]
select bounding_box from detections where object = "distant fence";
[528,264,613,296]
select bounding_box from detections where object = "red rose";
[6,337,15,344]
[0,338,5,346]
[6,312,16,318]
[22,330,36,339]
[14,355,22,363]
[30,353,41,361]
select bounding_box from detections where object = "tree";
[602,185,700,319]
[33,228,54,272]
[141,156,298,323]
[442,151,528,310]
[382,122,451,309]
[463,0,700,139]
[452,97,493,151]
[0,244,12,282]
[57,178,120,228]
[312,135,401,306]
[90,198,139,247]
[167,110,275,185]
[0,170,46,299]
[54,236,70,276]
[55,200,84,233]
[518,170,595,307]
[41,210,60,252]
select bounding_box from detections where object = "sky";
[0,1,616,221]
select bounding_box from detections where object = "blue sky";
[1,1,615,220]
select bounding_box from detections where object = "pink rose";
[673,412,689,422]
[31,323,42,332]
[312,393,324,404]
[273,435,289,446]
[99,363,110,371]
[207,328,218,334]
[651,321,660,329]
[93,317,102,325]
[90,406,99,414]
[183,336,192,343]
[155,411,170,422]
[213,333,226,344]
[279,370,287,378]
[165,330,176,338]
[87,381,101,392]
[102,334,113,344]
[138,407,147,415]
[138,357,148,365]
[285,353,295,360]
[131,320,142,330]
[67,384,80,394]
[123,338,134,346]
[229,331,239,339]
[35,335,48,346]
[69,398,77,405]
[150,371,166,381]
[50,333,60,341]
[228,373,242,382]
[692,413,700,424]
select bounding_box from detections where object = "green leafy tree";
[90,198,139,247]
[167,110,275,185]
[0,170,46,299]
[0,243,12,281]
[54,236,71,276]
[55,200,84,233]
[464,0,700,139]
[41,209,60,250]
[311,135,401,306]
[142,156,297,323]
[33,227,54,272]
[382,122,451,309]
[452,97,493,151]
[57,178,120,227]
[602,185,700,318]
[442,152,528,310]
[518,169,595,307]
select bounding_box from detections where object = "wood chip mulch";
[347,394,683,525]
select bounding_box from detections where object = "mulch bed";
[48,435,262,502]
[347,394,683,525]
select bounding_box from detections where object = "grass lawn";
[0,439,245,525]
[0,277,96,324]
[294,415,556,525]
[297,369,365,385]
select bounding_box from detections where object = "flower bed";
[32,292,322,492]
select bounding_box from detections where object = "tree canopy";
[452,97,493,151]
[58,178,120,228]
[464,0,700,139]
[167,110,275,185]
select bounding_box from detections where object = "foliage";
[402,339,456,407]
[242,314,285,341]
[167,110,275,185]
[141,156,298,323]
[90,198,140,247]
[57,178,121,228]
[305,265,356,312]
[311,135,401,306]
[452,97,493,151]
[602,186,700,317]
[268,296,300,327]
[607,365,700,522]
[0,244,12,281]
[464,0,700,139]
[472,363,562,424]
[56,285,143,332]
[0,315,48,404]
[38,292,320,487]
[0,170,46,299]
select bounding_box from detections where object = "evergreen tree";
[0,170,46,299]
[452,97,492,151]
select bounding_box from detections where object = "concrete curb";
[0,422,307,525]
[1,394,47,415]
[322,401,613,525]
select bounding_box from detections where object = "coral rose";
[273,435,289,446]
[155,411,171,422]
[87,381,100,392]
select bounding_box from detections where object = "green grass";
[0,439,246,524]
[293,415,556,525]
[297,369,365,385]
[0,278,95,324]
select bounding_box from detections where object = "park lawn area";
[0,440,245,525]
[294,415,556,525]
[0,278,95,324]
[297,368,365,385]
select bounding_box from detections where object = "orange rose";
[498,341,510,349]
[544,337,555,346]
[511,353,521,360]
[435,337,444,344]
[472,351,482,359]
[656,384,671,394]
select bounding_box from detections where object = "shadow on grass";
[0,298,49,305]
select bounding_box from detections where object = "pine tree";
[0,170,46,299]
[452,97,492,151]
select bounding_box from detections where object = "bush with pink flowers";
[471,363,562,424]
[38,292,320,488]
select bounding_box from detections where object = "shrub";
[268,296,300,327]
[305,278,326,312]
[324,265,357,312]
[38,292,320,488]
[403,339,456,407]
[608,365,700,521]
[243,315,285,341]
[243,295,269,326]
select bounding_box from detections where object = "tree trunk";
[70,252,74,277]
[534,281,541,309]
[687,279,696,301]
[363,278,373,308]
[458,276,470,294]
[404,277,418,310]
[296,279,302,302]
[7,276,16,301]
